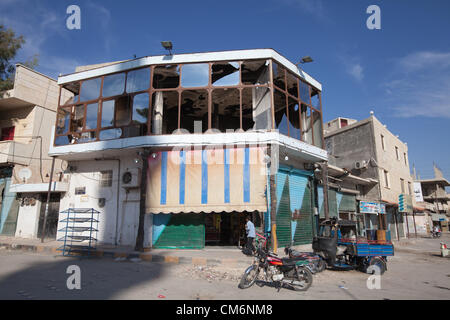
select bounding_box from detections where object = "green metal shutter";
[339,193,356,212]
[276,172,292,247]
[328,189,338,218]
[293,175,313,245]
[153,214,205,249]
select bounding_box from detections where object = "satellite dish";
[18,168,32,182]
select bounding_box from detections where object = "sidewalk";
[0,236,254,267]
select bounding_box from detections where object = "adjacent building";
[325,114,418,240]
[417,166,450,232]
[0,65,67,239]
[48,49,328,249]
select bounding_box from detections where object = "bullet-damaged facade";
[49,49,328,249]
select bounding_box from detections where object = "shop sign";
[413,182,424,202]
[399,194,413,213]
[359,201,385,214]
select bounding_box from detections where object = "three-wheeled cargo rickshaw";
[312,218,394,274]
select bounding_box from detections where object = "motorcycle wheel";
[317,258,326,273]
[238,264,259,289]
[287,267,313,291]
[366,257,386,275]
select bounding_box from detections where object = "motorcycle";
[284,246,327,273]
[238,246,313,292]
[432,230,442,238]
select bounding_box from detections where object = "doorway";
[38,193,61,240]
[205,212,247,247]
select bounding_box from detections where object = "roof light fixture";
[161,41,173,55]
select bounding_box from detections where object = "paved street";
[0,235,449,300]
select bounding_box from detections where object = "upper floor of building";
[49,49,327,164]
[325,114,413,205]
[0,65,65,185]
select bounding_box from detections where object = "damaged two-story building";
[49,49,329,250]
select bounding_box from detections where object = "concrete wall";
[57,156,151,247]
[325,119,380,201]
[372,117,414,205]
[14,196,42,238]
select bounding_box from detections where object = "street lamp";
[161,41,173,55]
[295,56,314,67]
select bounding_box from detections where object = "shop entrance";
[205,212,248,247]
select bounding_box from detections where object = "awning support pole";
[41,156,56,243]
[135,149,150,252]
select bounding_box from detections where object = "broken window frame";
[54,58,323,148]
[271,61,324,148]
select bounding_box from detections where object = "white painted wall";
[15,199,41,239]
[57,156,151,247]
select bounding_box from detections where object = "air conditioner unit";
[122,168,141,189]
[354,160,368,170]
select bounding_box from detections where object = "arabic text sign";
[359,201,386,214]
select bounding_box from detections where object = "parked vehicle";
[284,246,326,273]
[431,230,442,238]
[312,218,394,275]
[239,245,313,292]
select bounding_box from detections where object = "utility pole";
[268,146,278,253]
[41,156,56,243]
[135,149,149,251]
[321,162,330,220]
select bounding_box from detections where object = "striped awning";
[146,146,268,214]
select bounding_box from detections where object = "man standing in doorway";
[244,216,256,255]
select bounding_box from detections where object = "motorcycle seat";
[281,258,298,266]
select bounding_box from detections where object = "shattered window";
[272,63,286,90]
[115,96,132,127]
[287,72,299,98]
[152,91,179,135]
[242,87,272,131]
[101,100,115,128]
[181,64,209,88]
[312,110,323,148]
[212,62,240,86]
[288,97,300,140]
[60,82,80,105]
[242,60,270,85]
[127,68,150,93]
[56,107,71,135]
[102,73,125,98]
[242,88,254,131]
[80,78,101,102]
[311,88,321,109]
[100,128,122,141]
[132,93,149,124]
[212,88,240,132]
[71,105,85,133]
[299,80,310,105]
[153,65,180,89]
[85,103,98,130]
[274,89,288,136]
[180,90,208,133]
[301,104,313,144]
[78,131,97,143]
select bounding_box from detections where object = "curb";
[0,242,252,267]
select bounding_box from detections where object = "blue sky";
[1,0,449,181]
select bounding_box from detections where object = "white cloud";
[348,63,364,82]
[278,0,327,20]
[384,51,450,118]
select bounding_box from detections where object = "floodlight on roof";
[295,56,314,67]
[161,41,173,55]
